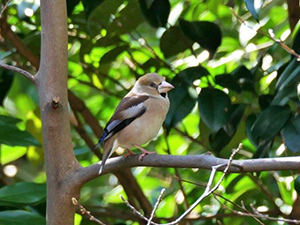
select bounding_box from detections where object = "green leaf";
[198,88,231,132]
[0,182,46,206]
[251,105,291,142]
[0,115,22,125]
[246,114,259,146]
[295,175,300,196]
[253,140,273,158]
[232,65,254,92]
[109,0,145,35]
[244,0,264,22]
[67,0,81,16]
[209,104,246,153]
[272,82,298,106]
[0,124,40,147]
[276,58,300,91]
[164,66,207,131]
[164,81,196,132]
[99,45,129,65]
[0,210,45,225]
[282,115,300,153]
[179,19,222,57]
[0,69,14,106]
[139,0,170,28]
[215,74,241,93]
[82,0,105,17]
[0,145,27,165]
[160,26,193,58]
[87,0,123,37]
[258,95,273,110]
[177,66,210,85]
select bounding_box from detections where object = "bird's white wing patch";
[121,102,145,119]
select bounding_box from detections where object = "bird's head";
[134,73,174,97]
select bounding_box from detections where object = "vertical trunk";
[36,0,81,224]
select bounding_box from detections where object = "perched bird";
[95,73,174,174]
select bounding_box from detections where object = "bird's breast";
[117,96,170,148]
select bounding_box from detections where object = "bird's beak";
[158,81,174,93]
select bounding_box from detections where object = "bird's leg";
[123,148,134,158]
[134,144,156,162]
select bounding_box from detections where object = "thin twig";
[72,197,106,225]
[0,0,11,19]
[121,144,242,225]
[0,63,35,82]
[147,188,166,225]
[230,8,300,60]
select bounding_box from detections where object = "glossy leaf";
[253,140,273,158]
[0,124,40,147]
[0,182,46,206]
[99,45,129,65]
[246,114,258,146]
[160,26,193,58]
[0,210,45,225]
[164,66,207,131]
[232,65,254,92]
[258,95,273,110]
[215,74,241,93]
[244,0,264,21]
[275,58,300,91]
[282,115,300,153]
[251,105,291,142]
[139,0,170,28]
[295,175,300,196]
[198,88,231,132]
[293,28,300,54]
[0,69,14,106]
[179,19,222,57]
[164,80,196,132]
[109,0,145,35]
[209,104,246,153]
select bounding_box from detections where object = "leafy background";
[0,0,300,224]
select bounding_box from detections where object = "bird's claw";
[138,151,156,162]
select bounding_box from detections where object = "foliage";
[0,0,300,224]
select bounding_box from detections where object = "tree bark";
[36,0,81,224]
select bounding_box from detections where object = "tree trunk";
[36,0,81,224]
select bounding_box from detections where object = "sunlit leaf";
[0,145,27,165]
[179,19,222,57]
[139,0,170,28]
[198,88,231,132]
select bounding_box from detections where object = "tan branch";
[0,63,35,82]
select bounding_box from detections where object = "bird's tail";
[98,139,117,174]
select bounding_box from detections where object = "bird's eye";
[150,82,156,88]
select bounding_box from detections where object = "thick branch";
[77,154,300,184]
[0,63,35,82]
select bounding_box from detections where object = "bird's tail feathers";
[93,130,108,151]
[98,139,117,174]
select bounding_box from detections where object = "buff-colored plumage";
[95,73,174,173]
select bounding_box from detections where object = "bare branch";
[77,152,300,185]
[0,0,11,19]
[147,189,166,225]
[230,8,300,60]
[0,63,35,82]
[72,198,106,225]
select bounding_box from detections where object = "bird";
[95,73,174,174]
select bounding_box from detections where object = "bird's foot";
[123,148,135,158]
[134,145,156,162]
